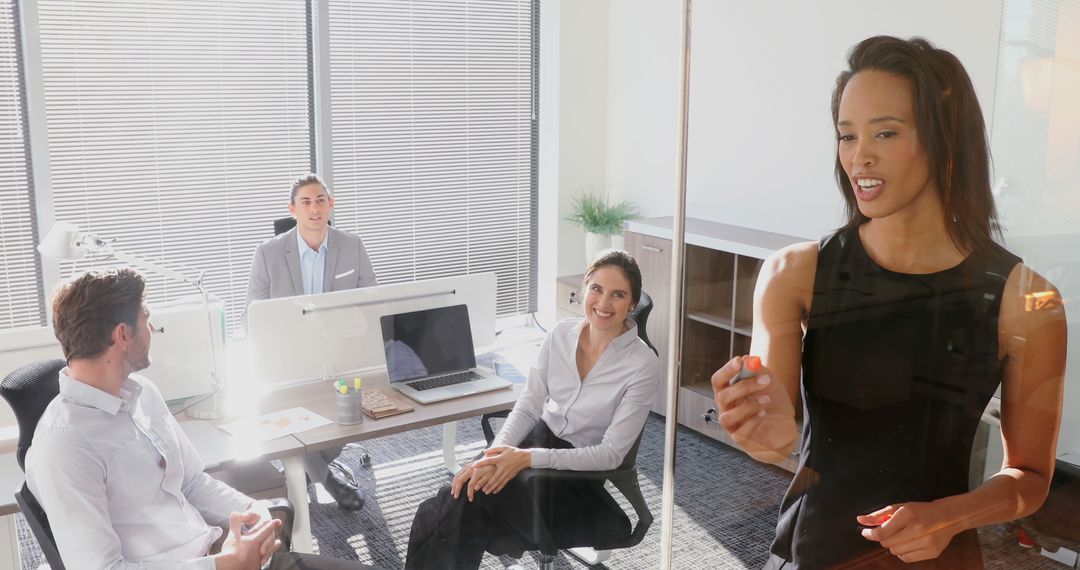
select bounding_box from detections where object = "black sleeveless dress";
[768,226,1020,569]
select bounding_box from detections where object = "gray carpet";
[16,414,1068,569]
[299,414,791,569]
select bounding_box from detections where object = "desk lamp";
[37,222,225,419]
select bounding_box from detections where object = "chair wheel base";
[566,546,612,565]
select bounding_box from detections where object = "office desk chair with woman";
[405,250,661,569]
[712,36,1067,569]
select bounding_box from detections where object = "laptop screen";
[380,304,477,383]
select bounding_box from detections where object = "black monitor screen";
[380,304,476,382]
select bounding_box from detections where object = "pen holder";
[336,389,364,425]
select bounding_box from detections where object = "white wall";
[535,0,561,326]
[606,0,1004,240]
[537,0,611,326]
[556,0,610,276]
[605,0,681,215]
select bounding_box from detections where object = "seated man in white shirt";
[26,268,374,569]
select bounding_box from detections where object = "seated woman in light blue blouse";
[405,249,661,570]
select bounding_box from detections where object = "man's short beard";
[125,351,151,372]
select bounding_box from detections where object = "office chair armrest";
[264,498,294,552]
[481,410,511,444]
[518,466,653,547]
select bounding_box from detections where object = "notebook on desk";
[380,304,512,405]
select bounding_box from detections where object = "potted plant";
[565,192,639,261]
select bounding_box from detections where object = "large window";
[0,0,539,334]
[37,0,313,330]
[327,0,538,316]
[0,0,43,329]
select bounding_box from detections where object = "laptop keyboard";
[407,371,484,391]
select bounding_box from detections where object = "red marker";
[863,512,893,527]
[731,355,762,384]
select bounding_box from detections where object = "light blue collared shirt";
[297,229,329,295]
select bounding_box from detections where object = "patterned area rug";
[16,414,1065,569]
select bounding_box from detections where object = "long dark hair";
[832,35,1001,253]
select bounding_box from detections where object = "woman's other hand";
[472,446,532,495]
[711,355,798,463]
[450,460,494,502]
[858,502,960,563]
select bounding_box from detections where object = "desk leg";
[282,455,312,554]
[443,421,461,475]
[0,514,19,569]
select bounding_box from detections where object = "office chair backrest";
[273,217,297,236]
[1,359,68,570]
[0,358,66,470]
[273,216,332,236]
[629,291,657,357]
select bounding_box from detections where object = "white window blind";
[328,0,538,316]
[0,0,43,329]
[38,0,312,331]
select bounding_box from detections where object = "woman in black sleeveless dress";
[711,36,1067,569]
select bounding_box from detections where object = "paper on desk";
[219,407,332,442]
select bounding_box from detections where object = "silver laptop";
[380,304,512,404]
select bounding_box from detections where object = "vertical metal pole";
[660,1,693,568]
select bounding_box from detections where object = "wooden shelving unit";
[624,217,805,473]
[679,243,763,403]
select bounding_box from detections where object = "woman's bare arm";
[939,263,1067,524]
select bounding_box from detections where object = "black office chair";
[479,420,652,569]
[629,291,657,356]
[273,216,297,236]
[1,359,66,569]
[273,216,331,236]
[0,360,294,566]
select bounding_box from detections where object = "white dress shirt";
[26,369,253,569]
[492,317,660,471]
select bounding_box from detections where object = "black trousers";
[404,421,630,570]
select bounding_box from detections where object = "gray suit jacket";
[243,226,378,324]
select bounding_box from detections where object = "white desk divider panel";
[246,272,498,387]
[144,295,225,402]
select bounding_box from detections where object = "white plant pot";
[585,232,611,262]
[610,234,625,251]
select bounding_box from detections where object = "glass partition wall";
[660,0,1080,568]
[5,0,1079,568]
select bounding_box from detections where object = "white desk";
[235,373,523,552]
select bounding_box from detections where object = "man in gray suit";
[244,173,377,511]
